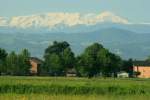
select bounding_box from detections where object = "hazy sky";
[0,0,149,23]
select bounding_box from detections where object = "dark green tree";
[77,43,104,77]
[97,49,111,77]
[17,49,31,75]
[62,48,75,69]
[77,43,123,77]
[0,48,8,74]
[5,49,31,76]
[108,53,122,77]
[122,58,133,77]
[5,51,17,75]
[44,41,75,76]
[47,54,63,76]
[44,41,69,58]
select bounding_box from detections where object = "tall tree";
[62,48,75,70]
[5,49,31,76]
[77,43,104,77]
[0,48,8,74]
[44,41,75,76]
[108,53,122,77]
[0,48,7,61]
[17,49,31,75]
[122,58,133,77]
[47,54,63,76]
[97,49,111,76]
[44,41,69,58]
[77,43,123,77]
[5,51,17,75]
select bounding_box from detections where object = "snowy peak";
[0,17,8,26]
[96,12,129,24]
[0,11,130,28]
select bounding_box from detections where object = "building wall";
[66,73,77,77]
[30,60,38,74]
[133,66,150,78]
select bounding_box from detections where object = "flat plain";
[0,76,150,100]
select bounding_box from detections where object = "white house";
[117,71,129,78]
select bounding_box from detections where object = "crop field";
[0,76,150,100]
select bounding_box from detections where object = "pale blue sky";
[0,0,149,23]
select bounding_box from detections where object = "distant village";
[1,41,150,78]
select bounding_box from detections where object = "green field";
[0,76,150,100]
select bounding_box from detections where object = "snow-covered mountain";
[1,11,150,34]
[0,11,129,29]
[1,11,150,59]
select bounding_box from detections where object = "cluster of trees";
[39,41,133,77]
[0,49,31,75]
[76,43,122,77]
[0,41,133,77]
[40,41,75,76]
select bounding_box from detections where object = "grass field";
[0,76,150,100]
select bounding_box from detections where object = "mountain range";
[0,11,150,60]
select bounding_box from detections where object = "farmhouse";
[66,68,77,77]
[133,61,150,78]
[29,57,43,75]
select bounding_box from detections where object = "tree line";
[0,41,133,77]
[0,49,31,75]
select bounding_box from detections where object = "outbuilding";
[117,71,129,78]
[29,57,43,75]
